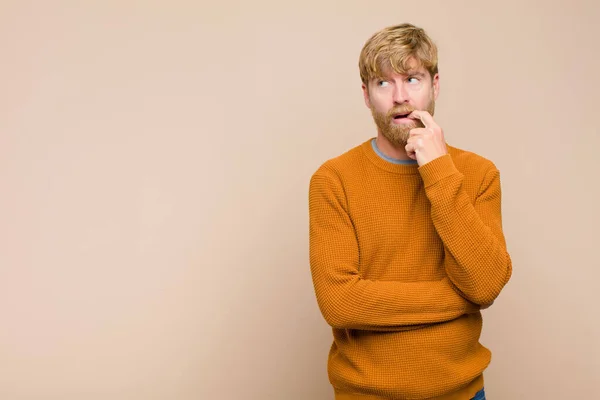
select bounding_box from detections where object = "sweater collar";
[361,138,420,175]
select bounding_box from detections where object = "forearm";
[309,262,479,330]
[437,214,511,305]
[421,156,512,304]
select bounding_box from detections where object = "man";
[308,23,512,400]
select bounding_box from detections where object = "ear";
[362,83,371,108]
[432,73,440,100]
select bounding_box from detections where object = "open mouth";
[393,112,411,120]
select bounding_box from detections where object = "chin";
[382,132,409,147]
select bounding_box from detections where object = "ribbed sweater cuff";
[418,154,460,188]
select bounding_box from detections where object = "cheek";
[369,93,392,111]
[413,91,433,108]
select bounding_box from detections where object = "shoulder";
[308,141,371,204]
[311,141,368,181]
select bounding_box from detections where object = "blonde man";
[308,23,512,400]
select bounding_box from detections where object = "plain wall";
[1,1,598,399]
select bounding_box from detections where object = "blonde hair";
[359,23,438,85]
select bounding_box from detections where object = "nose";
[393,82,409,104]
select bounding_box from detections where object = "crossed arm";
[308,159,512,331]
[308,169,480,331]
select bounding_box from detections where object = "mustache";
[386,105,416,119]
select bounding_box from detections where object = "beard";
[370,95,436,146]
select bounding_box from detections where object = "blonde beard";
[370,98,436,146]
[375,116,418,146]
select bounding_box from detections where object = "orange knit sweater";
[308,139,512,399]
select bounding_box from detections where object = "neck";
[375,134,412,161]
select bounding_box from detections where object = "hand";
[404,110,448,166]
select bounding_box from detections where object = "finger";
[406,135,425,152]
[406,139,423,154]
[408,110,437,131]
[409,128,430,137]
[404,142,417,159]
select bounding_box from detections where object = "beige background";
[1,1,598,399]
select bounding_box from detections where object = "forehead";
[374,57,428,79]
[379,59,428,78]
